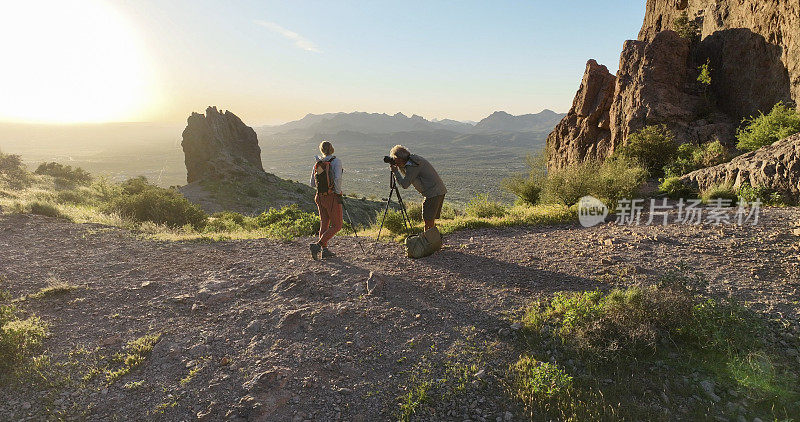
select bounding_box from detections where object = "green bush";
[0,153,32,190]
[55,189,92,205]
[502,175,541,205]
[659,176,697,199]
[34,162,91,185]
[464,194,507,218]
[673,10,700,41]
[701,184,738,204]
[510,357,573,413]
[541,157,647,207]
[1,296,48,374]
[737,102,800,151]
[697,58,712,86]
[256,205,320,240]
[376,208,409,234]
[502,153,547,205]
[119,176,153,196]
[406,202,423,222]
[106,179,207,229]
[616,125,678,176]
[736,182,791,206]
[664,140,731,177]
[204,211,254,232]
[28,202,66,219]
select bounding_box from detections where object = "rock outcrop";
[546,60,617,169]
[179,106,383,222]
[182,106,264,183]
[547,0,799,171]
[639,0,799,106]
[680,133,800,198]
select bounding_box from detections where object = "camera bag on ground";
[313,156,336,194]
[405,226,442,259]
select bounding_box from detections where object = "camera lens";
[383,156,393,164]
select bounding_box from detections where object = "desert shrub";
[737,102,800,151]
[616,125,678,176]
[0,296,48,375]
[502,175,542,205]
[659,176,697,199]
[34,162,91,185]
[376,208,409,235]
[697,58,712,86]
[119,176,153,196]
[204,211,254,232]
[673,10,700,41]
[406,202,423,222]
[439,202,459,219]
[106,179,207,229]
[737,182,792,206]
[255,205,319,240]
[502,153,547,205]
[663,140,731,177]
[701,184,738,203]
[509,357,573,414]
[522,284,763,360]
[0,153,32,190]
[464,194,506,218]
[541,157,647,207]
[28,202,66,219]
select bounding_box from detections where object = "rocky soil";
[1,208,799,421]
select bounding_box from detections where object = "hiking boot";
[321,247,336,259]
[309,243,321,260]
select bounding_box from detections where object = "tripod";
[376,170,411,241]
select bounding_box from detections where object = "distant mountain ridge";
[474,110,563,132]
[261,110,564,136]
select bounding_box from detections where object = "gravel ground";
[1,207,798,421]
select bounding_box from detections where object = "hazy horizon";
[0,0,645,126]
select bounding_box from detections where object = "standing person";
[388,145,447,230]
[309,141,343,260]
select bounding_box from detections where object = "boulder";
[181,106,264,183]
[680,133,800,198]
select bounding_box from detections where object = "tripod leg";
[393,185,412,231]
[342,204,366,254]
[376,187,395,241]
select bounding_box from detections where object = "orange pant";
[315,193,343,247]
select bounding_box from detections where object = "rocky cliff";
[181,106,264,183]
[547,0,799,171]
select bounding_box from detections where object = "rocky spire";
[181,106,264,183]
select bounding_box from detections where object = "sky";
[0,0,646,125]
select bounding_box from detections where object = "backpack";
[313,156,336,194]
[405,226,442,259]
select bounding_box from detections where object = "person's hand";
[390,163,398,170]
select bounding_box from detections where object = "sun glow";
[0,0,156,123]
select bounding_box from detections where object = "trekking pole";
[341,197,366,254]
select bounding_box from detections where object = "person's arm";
[309,163,317,187]
[392,164,420,189]
[332,158,343,194]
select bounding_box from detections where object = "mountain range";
[260,109,564,136]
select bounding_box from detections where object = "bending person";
[388,145,447,231]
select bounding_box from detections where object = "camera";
[383,155,394,164]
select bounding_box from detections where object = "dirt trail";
[1,209,798,421]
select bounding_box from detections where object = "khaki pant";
[315,193,342,247]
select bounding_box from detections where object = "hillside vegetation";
[0,153,577,242]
